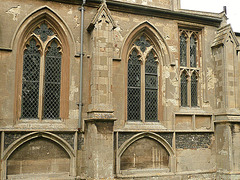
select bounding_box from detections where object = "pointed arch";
[11,6,75,52]
[118,132,174,157]
[14,6,72,122]
[117,132,174,174]
[3,132,75,161]
[2,132,76,179]
[122,21,172,66]
[124,21,169,123]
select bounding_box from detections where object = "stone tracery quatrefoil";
[135,35,151,53]
[34,23,54,42]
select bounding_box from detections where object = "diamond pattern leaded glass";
[145,51,158,122]
[127,50,141,121]
[191,72,197,107]
[21,39,40,118]
[43,40,62,119]
[181,72,188,107]
[180,33,187,67]
[190,35,197,67]
[135,35,151,53]
[34,23,54,42]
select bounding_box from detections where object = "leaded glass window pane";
[21,39,40,118]
[145,51,158,122]
[181,72,188,107]
[180,34,187,66]
[190,35,197,67]
[127,50,141,121]
[43,40,62,119]
[191,73,197,107]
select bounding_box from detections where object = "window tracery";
[20,22,63,120]
[179,29,200,107]
[127,34,159,122]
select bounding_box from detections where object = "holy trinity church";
[1,0,240,179]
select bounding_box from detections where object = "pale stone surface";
[0,0,240,179]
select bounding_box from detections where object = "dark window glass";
[21,39,41,118]
[145,51,158,122]
[191,72,198,107]
[127,50,141,121]
[43,40,62,119]
[180,33,187,66]
[190,35,197,67]
[181,72,188,107]
[34,23,54,42]
[135,35,151,53]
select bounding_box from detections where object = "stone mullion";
[187,70,191,107]
[142,59,145,122]
[38,48,45,120]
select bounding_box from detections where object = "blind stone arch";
[117,132,174,175]
[1,132,76,179]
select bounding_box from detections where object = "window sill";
[19,118,62,123]
[117,168,170,177]
[120,121,168,131]
[178,106,206,113]
[14,118,67,130]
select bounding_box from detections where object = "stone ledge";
[7,172,74,180]
[87,111,117,121]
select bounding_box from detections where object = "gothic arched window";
[179,29,200,107]
[127,35,159,122]
[16,20,69,121]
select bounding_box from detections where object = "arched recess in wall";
[122,21,172,123]
[1,132,76,179]
[13,6,74,122]
[117,132,174,175]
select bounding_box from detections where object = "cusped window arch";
[123,22,171,124]
[126,33,161,123]
[15,17,70,121]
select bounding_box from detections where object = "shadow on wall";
[120,137,170,171]
[7,137,70,177]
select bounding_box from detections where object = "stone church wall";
[0,0,240,179]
